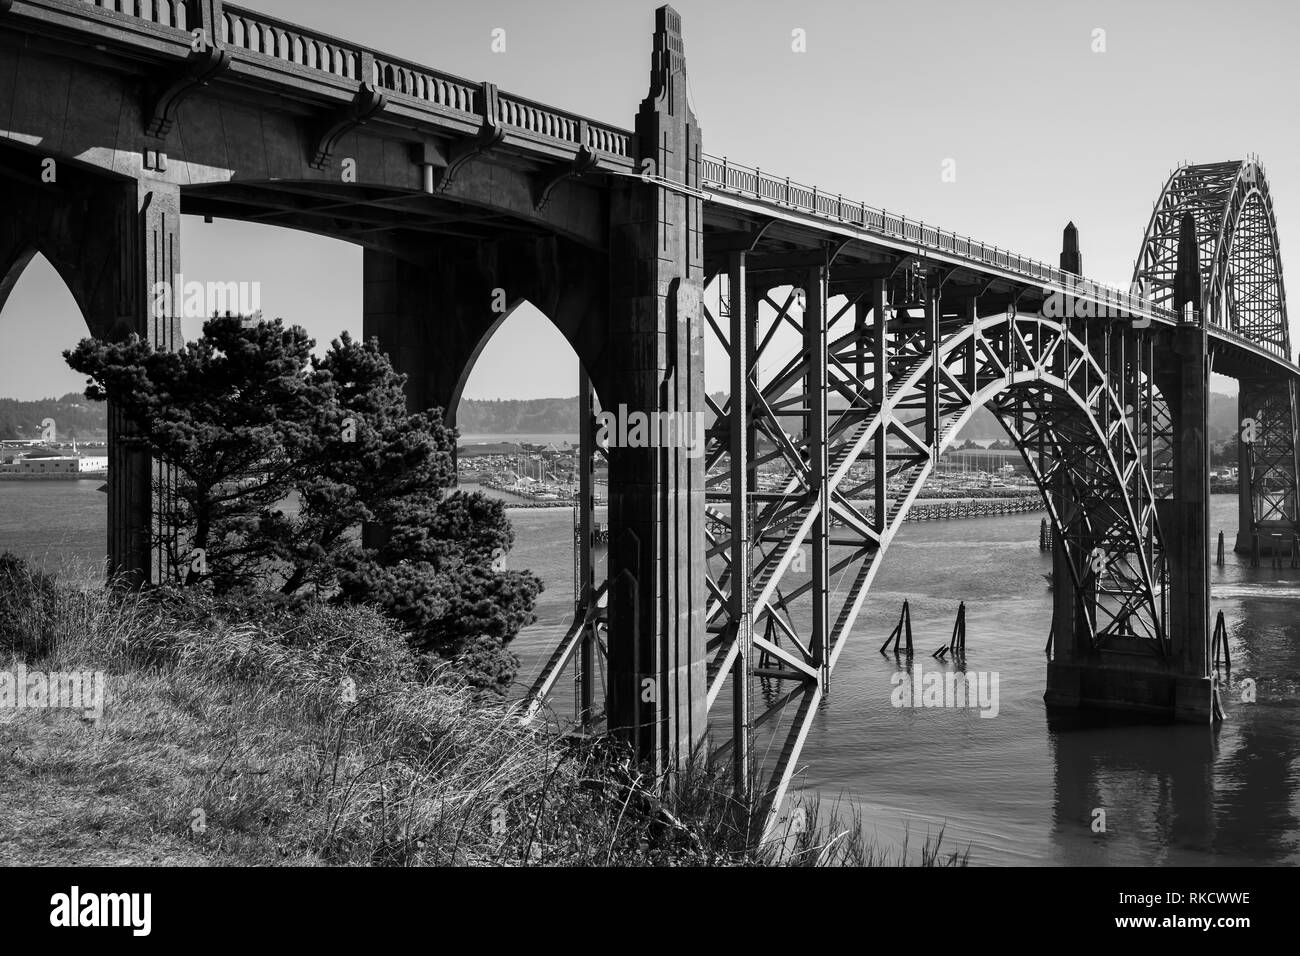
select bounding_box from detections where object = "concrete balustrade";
[220,7,359,79]
[82,0,188,29]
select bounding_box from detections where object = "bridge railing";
[222,4,635,158]
[700,154,1173,319]
[55,2,633,160]
[367,51,480,115]
[80,0,191,30]
[230,4,631,158]
[221,5,362,80]
[493,91,633,158]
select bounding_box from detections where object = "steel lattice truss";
[697,264,1168,831]
[1241,378,1299,530]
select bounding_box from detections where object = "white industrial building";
[2,455,108,474]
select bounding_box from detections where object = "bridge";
[2,1,1295,835]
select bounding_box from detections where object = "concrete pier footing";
[1046,661,1217,723]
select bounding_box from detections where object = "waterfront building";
[1,454,108,474]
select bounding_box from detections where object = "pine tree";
[66,315,541,693]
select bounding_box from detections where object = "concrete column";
[1166,214,1212,714]
[361,245,498,549]
[99,180,182,585]
[1049,224,1084,662]
[1143,213,1213,718]
[605,5,708,777]
[1162,323,1212,715]
[362,248,457,422]
[0,166,180,585]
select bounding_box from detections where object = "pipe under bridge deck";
[2,0,1297,836]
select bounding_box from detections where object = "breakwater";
[704,494,1045,539]
[902,495,1044,521]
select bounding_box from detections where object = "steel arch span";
[1135,159,1289,357]
[691,280,1170,830]
[523,263,1181,834]
[1136,160,1298,554]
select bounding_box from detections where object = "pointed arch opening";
[0,251,107,584]
[453,298,610,721]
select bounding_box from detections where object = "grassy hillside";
[0,557,965,867]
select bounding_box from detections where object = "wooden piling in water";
[948,601,966,655]
[1216,530,1224,567]
[1212,610,1230,670]
[1251,533,1261,568]
[934,602,968,659]
[880,599,914,656]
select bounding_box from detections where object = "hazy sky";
[3,0,1295,401]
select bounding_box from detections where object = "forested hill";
[455,397,577,434]
[0,393,582,441]
[1,394,581,440]
[0,393,106,440]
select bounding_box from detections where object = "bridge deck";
[3,0,1296,378]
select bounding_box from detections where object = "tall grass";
[0,554,968,867]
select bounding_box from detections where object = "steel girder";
[699,261,1168,836]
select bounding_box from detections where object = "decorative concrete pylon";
[1174,212,1202,321]
[1047,221,1086,675]
[1060,221,1082,274]
[605,5,709,779]
[1151,210,1214,720]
